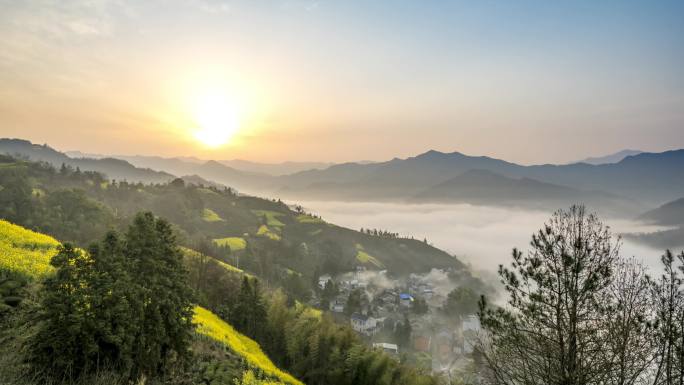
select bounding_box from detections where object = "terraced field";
[202,208,224,222]
[252,210,285,227]
[355,243,385,268]
[257,225,281,241]
[213,237,247,251]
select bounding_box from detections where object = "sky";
[0,0,682,164]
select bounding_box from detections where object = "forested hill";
[0,138,175,184]
[0,155,474,289]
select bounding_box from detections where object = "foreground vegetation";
[0,210,439,384]
[478,205,684,385]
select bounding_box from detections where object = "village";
[314,266,482,379]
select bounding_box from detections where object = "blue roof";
[399,293,412,300]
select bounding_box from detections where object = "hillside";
[0,155,468,282]
[639,197,684,226]
[0,139,175,184]
[0,219,302,385]
[411,169,631,211]
[193,306,302,385]
[625,197,684,250]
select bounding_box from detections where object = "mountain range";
[3,138,683,216]
[66,150,335,176]
[0,139,174,184]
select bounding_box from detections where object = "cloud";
[295,201,670,274]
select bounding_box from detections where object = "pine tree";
[124,212,194,377]
[31,243,96,379]
[478,205,621,385]
[32,212,195,381]
[88,232,138,375]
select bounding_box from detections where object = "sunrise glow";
[192,89,241,148]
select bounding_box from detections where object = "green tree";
[412,297,429,315]
[231,276,267,341]
[86,232,138,375]
[345,289,363,316]
[31,212,195,381]
[478,205,621,385]
[31,244,96,379]
[396,315,412,348]
[444,287,479,320]
[124,212,195,377]
[649,250,684,385]
[0,165,33,225]
[320,279,338,310]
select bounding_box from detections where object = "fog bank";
[295,201,671,274]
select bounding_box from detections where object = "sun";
[192,89,240,148]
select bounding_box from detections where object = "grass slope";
[193,306,302,385]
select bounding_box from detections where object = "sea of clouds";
[294,201,672,276]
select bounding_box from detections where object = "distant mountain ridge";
[0,139,174,184]
[577,149,643,165]
[66,151,335,176]
[274,149,684,211]
[411,169,633,211]
[5,139,684,213]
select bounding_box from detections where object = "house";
[373,342,399,355]
[350,313,379,336]
[399,293,413,308]
[318,274,332,289]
